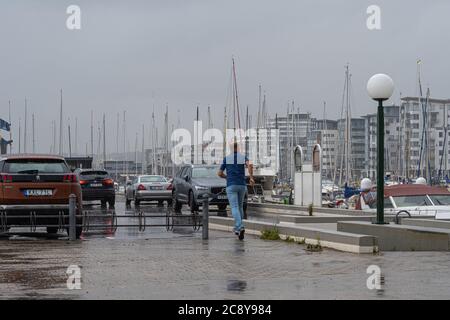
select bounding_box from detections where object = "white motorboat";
[358,184,450,220]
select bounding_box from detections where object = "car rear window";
[80,170,108,176]
[3,159,70,173]
[192,166,218,178]
[140,176,166,183]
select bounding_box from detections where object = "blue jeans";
[226,185,246,233]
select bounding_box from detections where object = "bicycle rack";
[0,210,7,232]
[0,192,230,240]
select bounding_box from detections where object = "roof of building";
[401,97,450,104]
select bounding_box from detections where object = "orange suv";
[0,154,83,238]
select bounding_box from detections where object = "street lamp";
[367,74,394,224]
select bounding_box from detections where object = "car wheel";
[125,197,131,206]
[47,227,58,234]
[101,200,107,208]
[189,191,199,213]
[166,199,173,206]
[158,200,164,207]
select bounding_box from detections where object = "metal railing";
[395,210,412,224]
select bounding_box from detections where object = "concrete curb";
[401,219,450,230]
[278,215,374,224]
[337,221,450,251]
[248,202,372,216]
[209,216,378,254]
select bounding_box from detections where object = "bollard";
[202,195,209,240]
[69,194,76,241]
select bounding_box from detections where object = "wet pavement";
[1,199,450,299]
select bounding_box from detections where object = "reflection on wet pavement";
[1,199,450,299]
[227,280,247,292]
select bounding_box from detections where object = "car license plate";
[90,183,102,187]
[150,186,163,190]
[217,195,227,199]
[24,189,53,197]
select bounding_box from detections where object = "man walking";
[218,141,254,240]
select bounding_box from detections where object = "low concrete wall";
[401,219,450,230]
[337,221,450,251]
[279,215,374,224]
[248,202,372,216]
[209,216,378,254]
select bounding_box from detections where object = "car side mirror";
[184,175,189,182]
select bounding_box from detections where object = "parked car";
[75,169,115,208]
[172,164,247,216]
[125,175,172,207]
[0,154,83,238]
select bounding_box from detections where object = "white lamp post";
[367,74,394,224]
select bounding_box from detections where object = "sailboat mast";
[18,118,21,153]
[53,120,56,155]
[207,106,211,130]
[68,119,72,158]
[345,66,350,184]
[123,111,127,177]
[223,105,227,155]
[426,88,431,183]
[24,98,27,153]
[116,112,119,180]
[90,110,94,158]
[416,60,429,180]
[323,101,328,179]
[245,105,249,159]
[59,90,63,155]
[32,113,35,153]
[286,105,289,181]
[141,124,145,175]
[164,104,169,175]
[262,94,267,128]
[232,58,242,132]
[74,117,78,155]
[103,113,106,168]
[152,110,156,174]
[171,123,175,175]
[134,132,138,176]
[291,102,295,180]
[96,122,101,167]
[232,65,236,129]
[257,84,262,128]
[8,100,12,153]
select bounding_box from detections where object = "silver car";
[125,175,173,207]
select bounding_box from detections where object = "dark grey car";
[172,164,247,216]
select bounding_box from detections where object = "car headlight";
[195,185,209,191]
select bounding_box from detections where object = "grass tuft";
[260,228,281,240]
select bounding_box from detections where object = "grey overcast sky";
[0,0,449,154]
